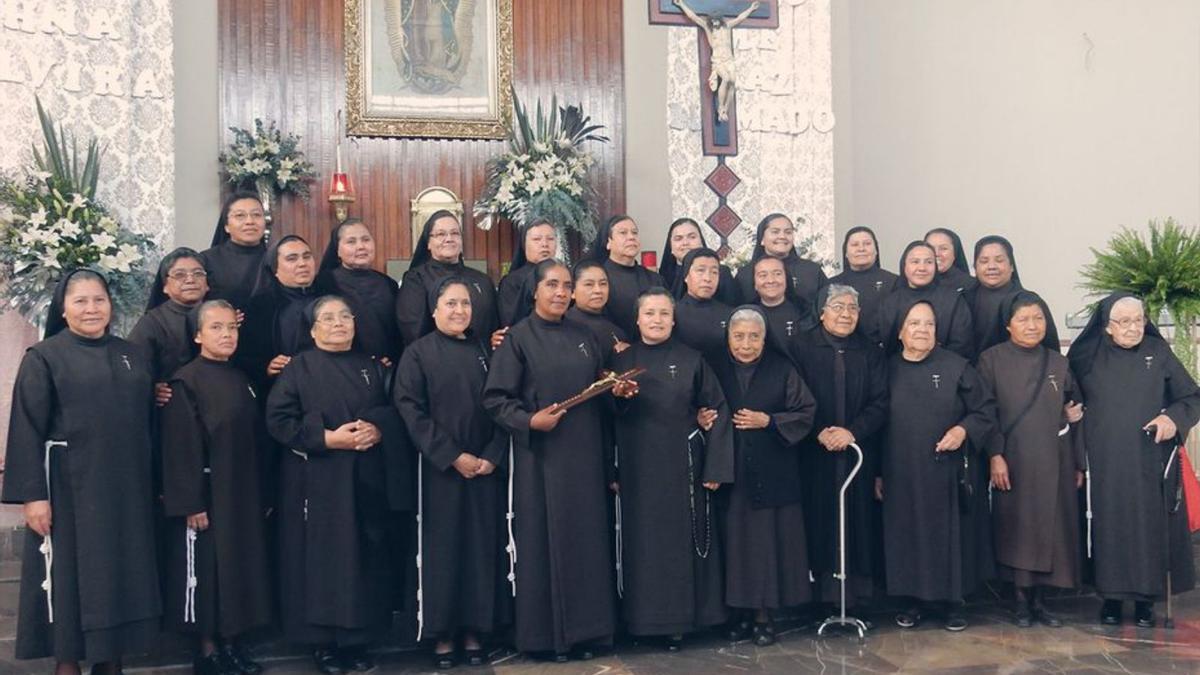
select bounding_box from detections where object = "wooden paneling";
[217,0,625,278]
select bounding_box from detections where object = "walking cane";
[817,442,868,640]
[1162,440,1180,630]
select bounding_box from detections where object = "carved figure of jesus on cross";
[649,0,778,156]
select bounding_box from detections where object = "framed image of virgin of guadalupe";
[345,0,514,139]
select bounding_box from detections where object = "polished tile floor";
[2,558,1199,674]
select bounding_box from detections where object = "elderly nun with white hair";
[708,305,816,646]
[1067,292,1200,628]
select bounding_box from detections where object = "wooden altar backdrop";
[218,0,627,278]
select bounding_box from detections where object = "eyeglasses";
[430,230,462,241]
[167,270,208,281]
[1109,316,1146,330]
[228,210,265,220]
[315,312,355,326]
[826,303,860,315]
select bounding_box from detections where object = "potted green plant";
[1079,218,1200,376]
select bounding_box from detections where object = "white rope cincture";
[41,440,66,623]
[415,456,425,641]
[184,526,198,623]
[613,441,623,599]
[505,437,517,597]
[1085,454,1094,559]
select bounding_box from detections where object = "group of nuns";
[5,191,1199,675]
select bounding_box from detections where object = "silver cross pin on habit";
[786,320,795,337]
[360,369,371,386]
[121,355,131,371]
[478,356,488,372]
[1145,356,1154,370]
[668,365,677,380]
[578,342,589,358]
[1048,374,1058,392]
[932,374,941,389]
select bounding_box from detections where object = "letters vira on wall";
[0,1,175,245]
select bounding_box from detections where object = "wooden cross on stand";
[649,0,778,255]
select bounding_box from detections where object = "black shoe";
[726,620,751,642]
[571,646,596,661]
[194,654,233,675]
[432,650,456,670]
[1134,601,1155,628]
[1014,606,1033,628]
[1100,599,1122,626]
[1033,606,1063,628]
[463,648,486,667]
[553,652,570,663]
[895,608,922,629]
[752,622,776,647]
[221,644,264,675]
[313,649,344,675]
[337,647,375,673]
[666,634,683,652]
[943,613,968,632]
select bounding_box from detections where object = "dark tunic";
[393,331,509,637]
[878,283,975,360]
[482,315,616,653]
[1075,338,1200,600]
[565,306,628,362]
[756,300,816,365]
[611,340,734,635]
[672,295,732,361]
[789,328,888,603]
[497,264,536,328]
[238,284,320,394]
[600,259,664,338]
[939,266,978,297]
[127,300,198,381]
[711,351,817,609]
[160,357,272,637]
[882,347,995,602]
[971,282,1061,359]
[325,266,402,363]
[735,254,827,313]
[977,342,1083,589]
[396,259,499,347]
[828,267,897,346]
[200,240,267,310]
[2,332,160,662]
[265,349,408,645]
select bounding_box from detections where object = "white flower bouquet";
[0,100,155,333]
[475,91,608,252]
[220,119,315,198]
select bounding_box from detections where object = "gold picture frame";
[345,0,514,139]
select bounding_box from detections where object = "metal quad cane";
[817,442,869,639]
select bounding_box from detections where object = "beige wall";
[833,0,1200,326]
[622,0,674,258]
[173,0,222,251]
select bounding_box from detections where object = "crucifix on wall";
[649,0,778,156]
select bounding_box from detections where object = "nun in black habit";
[238,235,322,394]
[128,247,209,383]
[734,213,827,311]
[788,284,889,608]
[3,270,161,672]
[925,228,978,297]
[316,218,402,365]
[671,248,735,360]
[877,241,975,360]
[659,217,740,306]
[565,259,630,359]
[160,300,272,674]
[1067,292,1199,627]
[497,219,556,328]
[880,299,996,631]
[199,191,269,310]
[588,214,664,338]
[393,277,510,670]
[976,292,1084,627]
[482,260,627,661]
[396,210,499,347]
[265,295,412,673]
[610,288,734,648]
[829,226,897,346]
[748,255,817,363]
[710,305,817,646]
[971,235,1060,358]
